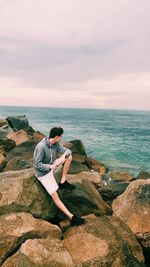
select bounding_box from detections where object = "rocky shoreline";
[0,115,150,266]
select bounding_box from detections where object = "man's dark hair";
[49,127,64,138]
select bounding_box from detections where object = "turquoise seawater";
[0,105,150,176]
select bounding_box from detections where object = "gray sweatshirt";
[33,137,72,178]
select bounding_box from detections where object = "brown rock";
[2,238,74,267]
[112,179,150,234]
[32,131,46,142]
[63,215,145,266]
[86,157,108,174]
[0,119,8,127]
[112,179,150,266]
[0,154,7,172]
[0,168,58,220]
[67,171,104,186]
[110,171,134,181]
[0,212,61,265]
[7,130,32,146]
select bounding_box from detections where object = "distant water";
[0,105,150,176]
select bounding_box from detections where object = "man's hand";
[49,163,59,171]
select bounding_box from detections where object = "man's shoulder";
[35,138,47,149]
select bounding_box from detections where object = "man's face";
[54,135,62,143]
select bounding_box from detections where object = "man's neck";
[49,138,56,145]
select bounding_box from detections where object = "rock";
[32,131,46,142]
[112,179,150,265]
[2,238,74,267]
[4,141,37,171]
[67,171,104,186]
[0,119,8,128]
[58,178,111,220]
[0,121,12,139]
[0,138,16,153]
[110,171,134,181]
[7,130,32,146]
[0,168,110,221]
[6,115,35,135]
[0,154,7,172]
[86,157,109,174]
[69,160,89,174]
[63,215,145,266]
[0,168,58,220]
[69,140,87,163]
[0,212,61,265]
[136,232,150,267]
[137,171,150,180]
[112,179,150,234]
[98,182,129,204]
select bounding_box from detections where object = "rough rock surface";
[110,172,134,181]
[0,168,110,221]
[2,238,74,267]
[86,156,109,174]
[7,130,32,146]
[0,212,61,265]
[112,179,150,234]
[63,215,145,266]
[112,179,150,266]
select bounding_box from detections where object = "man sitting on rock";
[33,126,85,226]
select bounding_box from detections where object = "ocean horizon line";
[0,104,150,113]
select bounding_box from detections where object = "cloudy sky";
[0,0,150,110]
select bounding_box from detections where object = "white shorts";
[37,164,62,196]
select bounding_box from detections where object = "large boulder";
[0,212,61,265]
[2,238,74,267]
[4,141,37,171]
[0,168,110,221]
[7,130,32,146]
[6,115,35,135]
[0,168,58,220]
[63,215,145,266]
[112,179,150,266]
[57,174,111,220]
[112,179,150,234]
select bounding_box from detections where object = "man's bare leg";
[51,191,73,219]
[60,155,72,183]
[51,191,85,226]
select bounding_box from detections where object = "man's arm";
[33,146,50,171]
[57,143,72,157]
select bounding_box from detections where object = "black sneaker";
[59,181,76,190]
[71,215,85,226]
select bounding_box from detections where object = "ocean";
[0,105,150,176]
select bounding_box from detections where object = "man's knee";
[66,154,72,162]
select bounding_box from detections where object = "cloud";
[0,0,150,110]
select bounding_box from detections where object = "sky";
[0,0,150,110]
